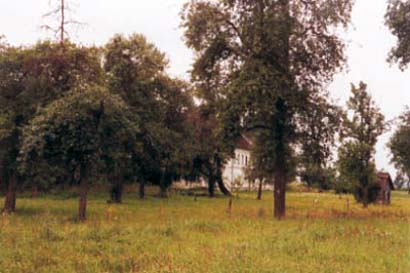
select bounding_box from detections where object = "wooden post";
[226,197,233,216]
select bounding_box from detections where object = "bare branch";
[41,0,84,45]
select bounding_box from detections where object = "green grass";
[0,189,409,273]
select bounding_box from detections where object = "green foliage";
[393,172,408,190]
[1,41,102,121]
[300,164,337,191]
[333,175,353,194]
[0,41,102,191]
[385,0,410,69]
[298,96,342,190]
[337,82,385,206]
[182,0,353,216]
[250,129,296,183]
[338,142,380,203]
[388,107,410,192]
[18,86,140,190]
[104,33,195,193]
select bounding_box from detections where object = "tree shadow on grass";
[16,205,73,218]
[15,206,45,216]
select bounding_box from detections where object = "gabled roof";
[377,172,395,190]
[236,135,252,151]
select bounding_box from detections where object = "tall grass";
[0,190,409,273]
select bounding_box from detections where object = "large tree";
[182,0,353,219]
[104,33,195,198]
[19,86,140,221]
[337,82,385,208]
[385,0,410,69]
[388,107,410,194]
[0,41,101,213]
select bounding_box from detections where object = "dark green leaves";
[385,0,410,69]
[388,108,410,181]
[337,82,385,205]
[19,85,141,186]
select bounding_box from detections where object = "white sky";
[1,0,409,176]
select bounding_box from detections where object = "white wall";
[174,148,271,192]
[222,148,252,190]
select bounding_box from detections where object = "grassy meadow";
[0,188,409,273]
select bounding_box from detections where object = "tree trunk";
[215,155,231,196]
[272,98,288,220]
[78,166,88,221]
[2,174,17,214]
[216,174,231,196]
[110,174,123,203]
[273,167,286,220]
[139,178,145,199]
[272,0,290,220]
[257,179,263,200]
[408,180,410,194]
[159,185,167,198]
[363,187,369,208]
[159,172,168,198]
[208,174,216,198]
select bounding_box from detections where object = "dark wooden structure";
[376,172,394,205]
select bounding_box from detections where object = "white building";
[174,135,263,191]
[222,135,253,190]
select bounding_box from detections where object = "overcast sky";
[1,0,409,176]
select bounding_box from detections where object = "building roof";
[377,172,395,190]
[236,135,252,151]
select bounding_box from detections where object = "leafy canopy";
[104,33,195,190]
[385,0,410,69]
[19,85,140,186]
[388,108,410,180]
[182,0,353,178]
[0,40,102,191]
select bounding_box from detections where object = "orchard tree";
[0,42,20,213]
[337,82,385,208]
[0,41,101,213]
[104,34,195,198]
[19,86,140,221]
[154,77,196,197]
[298,95,342,190]
[388,108,410,193]
[182,0,353,219]
[104,33,167,198]
[385,0,410,69]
